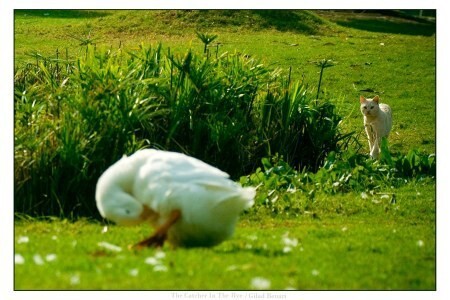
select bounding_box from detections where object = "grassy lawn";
[13,10,436,291]
[15,183,435,290]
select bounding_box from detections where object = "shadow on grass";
[250,10,322,34]
[336,18,435,36]
[15,10,110,19]
[175,10,323,35]
[214,244,287,257]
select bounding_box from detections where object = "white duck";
[95,149,255,249]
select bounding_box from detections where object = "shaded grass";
[316,10,436,36]
[14,183,435,290]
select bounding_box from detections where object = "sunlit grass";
[14,183,435,290]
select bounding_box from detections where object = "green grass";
[15,183,435,290]
[14,10,436,291]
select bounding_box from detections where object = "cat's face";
[360,95,380,117]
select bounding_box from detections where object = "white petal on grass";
[51,235,58,240]
[33,254,45,265]
[145,257,159,265]
[341,226,348,232]
[15,254,25,265]
[226,265,238,272]
[250,277,271,290]
[70,274,80,286]
[311,269,320,276]
[153,265,168,272]
[102,226,108,234]
[154,251,166,259]
[129,268,139,277]
[226,264,253,272]
[97,241,122,252]
[380,194,389,199]
[282,234,298,248]
[283,246,292,253]
[417,240,424,247]
[17,236,29,244]
[247,235,258,241]
[46,254,57,262]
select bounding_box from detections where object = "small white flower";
[51,235,58,240]
[129,268,139,277]
[102,226,108,234]
[98,241,122,252]
[33,254,44,265]
[250,277,271,290]
[380,42,385,46]
[17,236,29,244]
[15,254,25,265]
[312,269,320,276]
[360,192,368,199]
[45,254,57,262]
[417,240,424,247]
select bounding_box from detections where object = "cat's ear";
[373,95,380,103]
[359,95,366,103]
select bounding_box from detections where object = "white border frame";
[1,1,447,300]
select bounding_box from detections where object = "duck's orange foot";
[129,209,181,250]
[131,231,167,250]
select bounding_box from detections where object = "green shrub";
[14,42,348,218]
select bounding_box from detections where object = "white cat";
[360,95,392,159]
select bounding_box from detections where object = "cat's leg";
[370,136,381,159]
[365,126,375,157]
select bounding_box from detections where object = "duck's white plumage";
[95,149,255,247]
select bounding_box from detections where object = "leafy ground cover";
[13,10,436,291]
